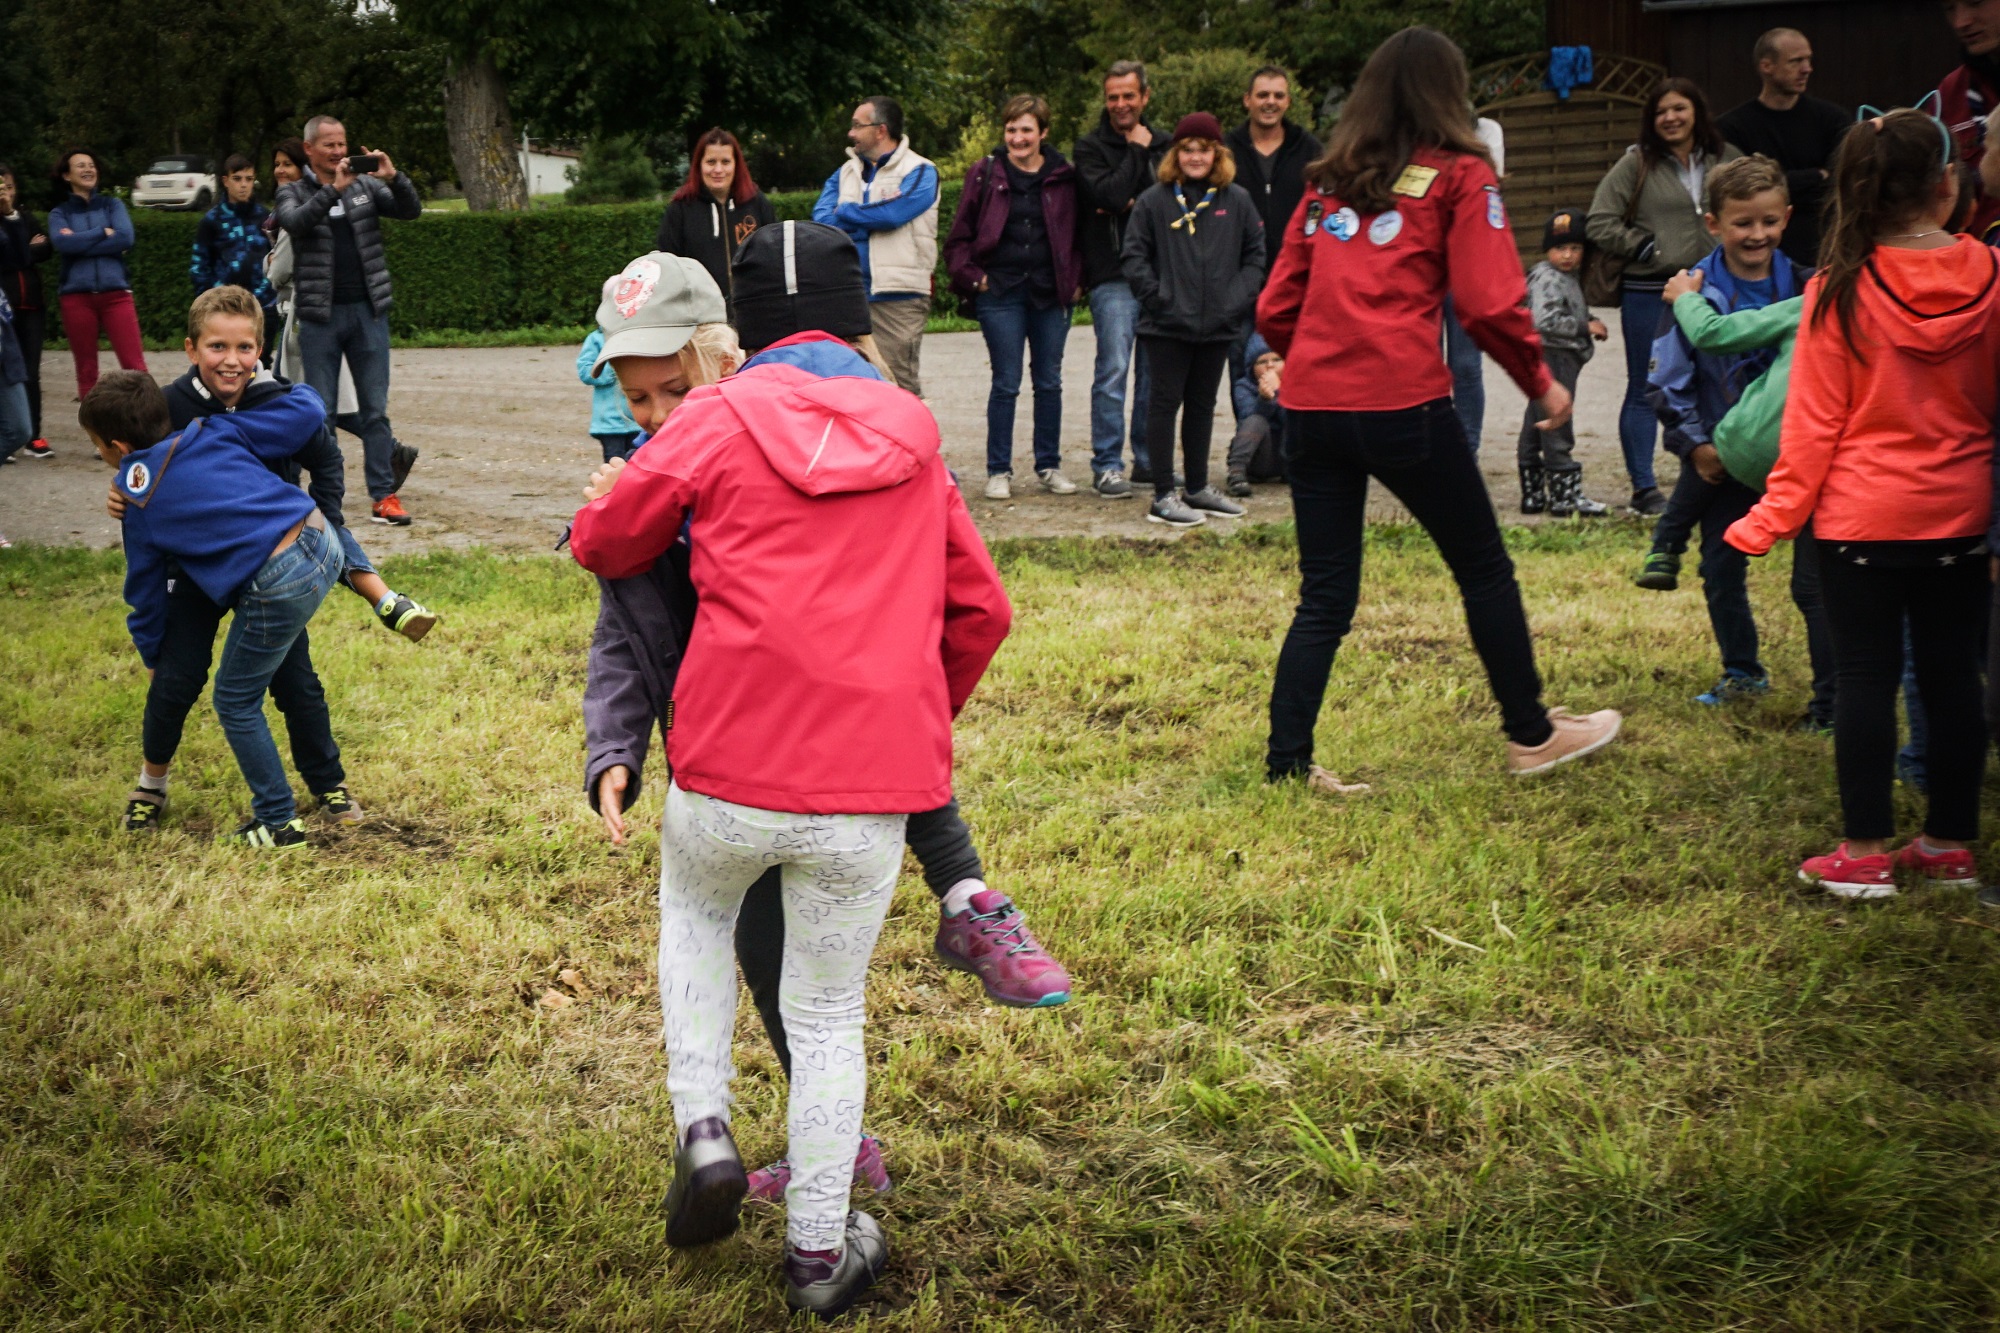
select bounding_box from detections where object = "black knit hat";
[1543,209,1585,251]
[731,220,875,351]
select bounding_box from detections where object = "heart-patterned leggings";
[658,781,907,1252]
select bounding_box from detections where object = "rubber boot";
[1518,462,1548,515]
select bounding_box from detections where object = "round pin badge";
[1368,210,1404,246]
[1327,207,1360,241]
[124,460,151,495]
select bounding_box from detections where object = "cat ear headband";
[1856,91,1954,167]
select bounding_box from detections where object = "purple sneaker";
[746,1133,891,1204]
[935,890,1073,1008]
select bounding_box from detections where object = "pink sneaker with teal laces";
[746,1133,890,1204]
[935,889,1073,1008]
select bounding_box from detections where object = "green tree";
[564,136,660,205]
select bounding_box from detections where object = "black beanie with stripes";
[731,219,876,352]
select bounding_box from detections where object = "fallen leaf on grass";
[558,968,592,996]
[538,988,574,1009]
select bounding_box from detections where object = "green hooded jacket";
[1669,292,1804,492]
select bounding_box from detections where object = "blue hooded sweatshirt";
[1646,245,1802,459]
[116,386,327,667]
[48,193,136,295]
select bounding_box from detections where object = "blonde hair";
[187,285,265,343]
[1158,139,1236,189]
[677,322,743,386]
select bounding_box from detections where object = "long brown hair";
[1304,27,1490,213]
[1637,78,1724,165]
[1812,109,1952,349]
[673,128,759,206]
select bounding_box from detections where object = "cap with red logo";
[591,252,729,374]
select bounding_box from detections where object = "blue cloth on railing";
[1546,46,1594,100]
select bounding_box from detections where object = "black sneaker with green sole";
[219,817,310,850]
[377,594,438,642]
[122,790,165,832]
[1634,551,1681,591]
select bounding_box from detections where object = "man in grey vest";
[813,96,940,396]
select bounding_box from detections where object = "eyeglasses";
[849,119,879,130]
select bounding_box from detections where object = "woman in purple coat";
[945,93,1083,499]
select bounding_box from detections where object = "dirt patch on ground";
[4,327,1640,553]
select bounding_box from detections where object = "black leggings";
[735,797,984,1078]
[1820,551,1986,842]
[1139,335,1230,497]
[1267,399,1552,777]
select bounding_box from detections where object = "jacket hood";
[1856,239,2000,363]
[716,345,938,497]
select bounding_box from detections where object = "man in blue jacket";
[811,96,940,396]
[85,371,346,850]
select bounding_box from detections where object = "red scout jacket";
[1256,147,1552,413]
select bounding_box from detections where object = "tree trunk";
[443,51,528,212]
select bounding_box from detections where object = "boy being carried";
[1518,210,1610,516]
[86,370,346,849]
[1641,155,1802,706]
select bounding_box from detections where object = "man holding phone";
[276,114,423,525]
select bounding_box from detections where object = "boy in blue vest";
[85,369,347,849]
[1640,155,1803,707]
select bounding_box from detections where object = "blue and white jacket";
[1646,246,1802,460]
[116,387,327,666]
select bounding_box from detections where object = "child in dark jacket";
[1518,210,1610,516]
[86,370,346,849]
[190,155,279,357]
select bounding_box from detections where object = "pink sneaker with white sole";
[745,1132,890,1204]
[935,890,1073,1008]
[1893,840,1981,888]
[1799,844,1896,900]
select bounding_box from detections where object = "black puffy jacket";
[1120,180,1265,342]
[275,168,422,323]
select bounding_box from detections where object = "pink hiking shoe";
[935,889,1073,1008]
[746,1133,890,1205]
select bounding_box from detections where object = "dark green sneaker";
[376,594,438,643]
[219,817,310,850]
[122,789,166,833]
[315,788,363,825]
[1634,551,1681,591]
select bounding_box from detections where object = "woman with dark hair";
[1258,26,1622,785]
[1588,77,1741,515]
[656,129,777,311]
[0,161,52,457]
[48,147,147,398]
[1122,112,1265,527]
[945,93,1083,498]
[191,153,278,353]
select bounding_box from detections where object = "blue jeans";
[213,523,344,826]
[298,302,397,501]
[0,380,29,458]
[1087,282,1151,476]
[1442,296,1484,453]
[978,290,1070,476]
[1618,287,1666,491]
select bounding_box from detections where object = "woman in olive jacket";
[1121,112,1266,528]
[655,128,777,315]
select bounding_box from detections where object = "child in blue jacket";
[577,327,640,461]
[84,370,347,849]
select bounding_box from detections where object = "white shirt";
[1476,118,1506,177]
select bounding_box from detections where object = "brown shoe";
[1507,707,1622,777]
[1307,765,1371,796]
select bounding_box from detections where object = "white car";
[132,156,216,211]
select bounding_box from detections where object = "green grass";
[6,523,2000,1330]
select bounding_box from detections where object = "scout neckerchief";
[1170,182,1217,234]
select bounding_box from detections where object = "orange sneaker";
[371,494,412,526]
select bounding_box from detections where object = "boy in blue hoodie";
[1640,156,1801,707]
[85,370,346,849]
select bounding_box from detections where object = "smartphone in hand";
[345,154,382,176]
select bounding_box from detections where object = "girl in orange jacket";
[1726,109,2000,899]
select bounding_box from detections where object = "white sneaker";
[1037,468,1078,495]
[983,473,1011,500]
[1506,707,1623,776]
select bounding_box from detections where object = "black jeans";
[1820,549,1986,842]
[735,797,984,1078]
[1790,523,1838,727]
[1138,335,1230,498]
[142,575,346,793]
[15,307,43,438]
[1267,399,1552,778]
[1653,465,1764,678]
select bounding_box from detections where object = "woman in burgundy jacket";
[944,93,1083,497]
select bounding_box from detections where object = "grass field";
[6,521,2000,1330]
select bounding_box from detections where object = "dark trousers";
[1790,523,1838,727]
[142,575,346,792]
[1653,465,1763,677]
[735,798,984,1078]
[15,307,44,438]
[1139,335,1230,498]
[1228,412,1286,482]
[1516,347,1584,471]
[1267,399,1552,778]
[1820,552,1986,842]
[298,301,397,501]
[592,431,640,463]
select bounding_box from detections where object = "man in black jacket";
[1717,28,1848,266]
[1222,65,1321,400]
[277,115,422,526]
[1073,61,1168,496]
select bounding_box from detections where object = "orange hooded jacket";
[1727,238,2000,555]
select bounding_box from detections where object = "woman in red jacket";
[1257,26,1622,783]
[1726,109,2000,900]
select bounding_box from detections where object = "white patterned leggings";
[658,781,907,1252]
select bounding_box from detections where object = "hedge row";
[54,181,969,345]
